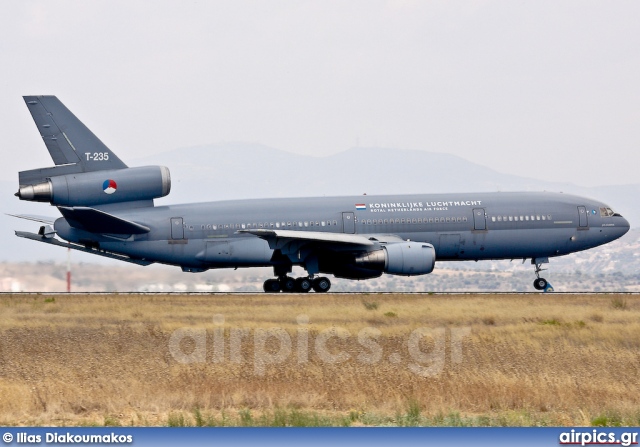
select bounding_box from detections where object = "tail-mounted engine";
[16,166,171,207]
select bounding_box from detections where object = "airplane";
[12,96,630,293]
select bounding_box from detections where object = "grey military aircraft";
[13,96,630,292]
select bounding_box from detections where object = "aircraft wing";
[15,230,153,265]
[237,229,375,251]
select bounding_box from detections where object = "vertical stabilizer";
[23,96,127,172]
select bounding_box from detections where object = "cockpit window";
[600,207,620,217]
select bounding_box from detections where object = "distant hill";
[138,144,638,225]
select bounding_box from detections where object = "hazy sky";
[2,0,639,187]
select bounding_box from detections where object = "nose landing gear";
[532,258,554,292]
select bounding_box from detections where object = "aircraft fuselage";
[53,191,629,274]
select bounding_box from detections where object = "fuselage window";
[497,216,501,222]
[525,216,529,221]
[508,216,513,222]
[367,219,372,224]
[536,215,540,220]
[428,218,433,223]
[333,220,337,226]
[541,215,546,221]
[547,215,552,220]
[384,219,388,224]
[304,222,308,227]
[321,221,326,226]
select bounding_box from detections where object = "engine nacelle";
[17,166,171,206]
[355,242,436,276]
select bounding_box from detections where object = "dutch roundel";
[103,179,117,194]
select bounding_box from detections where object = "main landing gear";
[532,258,554,292]
[263,276,331,293]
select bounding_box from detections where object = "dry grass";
[0,293,639,426]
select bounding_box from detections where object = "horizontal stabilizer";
[58,206,150,234]
[6,213,56,225]
[15,231,153,265]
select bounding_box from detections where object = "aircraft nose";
[611,216,631,240]
[621,216,631,234]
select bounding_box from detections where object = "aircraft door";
[578,206,588,227]
[473,208,486,230]
[342,212,355,234]
[171,217,184,239]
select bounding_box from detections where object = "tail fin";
[22,95,127,172]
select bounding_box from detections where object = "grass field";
[0,293,638,427]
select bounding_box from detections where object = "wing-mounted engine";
[16,166,171,207]
[354,242,436,276]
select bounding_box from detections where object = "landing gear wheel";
[263,279,281,292]
[312,277,331,293]
[279,276,296,293]
[533,278,548,290]
[295,277,312,293]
